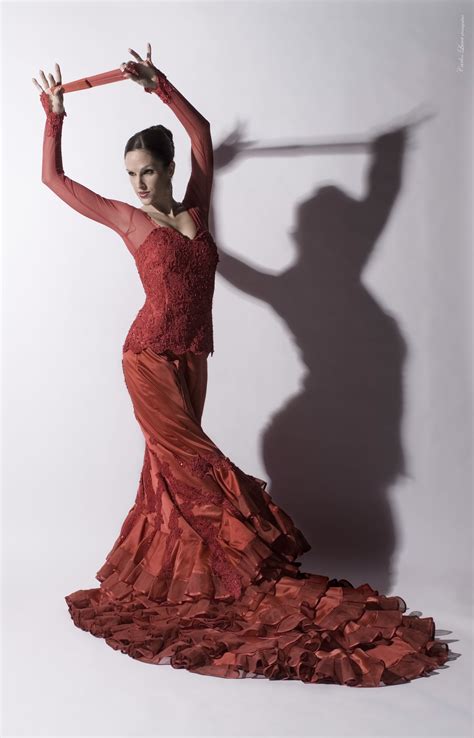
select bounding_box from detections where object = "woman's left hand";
[120,42,159,90]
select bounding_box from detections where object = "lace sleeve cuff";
[144,69,173,104]
[40,91,67,137]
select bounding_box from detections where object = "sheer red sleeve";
[40,91,135,242]
[144,71,214,224]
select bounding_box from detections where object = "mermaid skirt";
[65,347,451,686]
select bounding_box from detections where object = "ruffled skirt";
[65,347,451,686]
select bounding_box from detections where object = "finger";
[128,47,143,62]
[48,72,56,87]
[146,42,152,60]
[39,69,49,87]
[56,63,62,84]
[32,78,44,93]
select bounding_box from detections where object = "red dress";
[40,72,451,686]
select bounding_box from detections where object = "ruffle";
[94,449,311,604]
[65,573,450,686]
[66,448,450,686]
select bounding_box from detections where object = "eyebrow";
[126,165,154,172]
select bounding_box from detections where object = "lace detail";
[147,440,244,517]
[158,457,243,599]
[157,445,309,567]
[132,440,245,599]
[176,449,235,481]
[40,91,67,136]
[144,69,174,103]
[162,505,180,580]
[109,447,164,560]
[123,226,219,356]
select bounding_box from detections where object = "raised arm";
[359,127,407,242]
[40,90,135,242]
[143,69,214,221]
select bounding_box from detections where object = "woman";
[32,43,451,685]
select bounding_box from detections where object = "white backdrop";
[2,1,472,736]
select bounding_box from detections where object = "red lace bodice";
[40,70,218,356]
[123,218,218,355]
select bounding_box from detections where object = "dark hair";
[124,124,175,168]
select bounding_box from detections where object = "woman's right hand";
[32,63,65,114]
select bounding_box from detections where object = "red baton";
[60,67,126,93]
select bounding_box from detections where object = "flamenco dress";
[39,70,451,686]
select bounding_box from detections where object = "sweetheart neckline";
[133,213,214,260]
[141,209,199,241]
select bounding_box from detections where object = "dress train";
[65,347,451,686]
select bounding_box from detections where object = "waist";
[123,302,214,355]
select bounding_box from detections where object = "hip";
[122,345,209,425]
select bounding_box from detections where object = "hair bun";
[152,124,173,142]
[125,124,175,167]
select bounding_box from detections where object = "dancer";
[33,43,451,685]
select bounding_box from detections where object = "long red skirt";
[65,346,451,686]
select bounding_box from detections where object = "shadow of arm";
[359,128,407,241]
[217,248,277,302]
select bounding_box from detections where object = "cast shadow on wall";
[209,110,431,594]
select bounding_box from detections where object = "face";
[124,150,175,204]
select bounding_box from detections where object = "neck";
[148,193,176,217]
